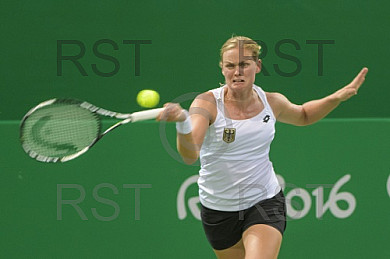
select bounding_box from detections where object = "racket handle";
[131,107,165,122]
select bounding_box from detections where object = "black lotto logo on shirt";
[263,115,270,123]
[223,128,236,143]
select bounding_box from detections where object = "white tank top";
[198,85,281,211]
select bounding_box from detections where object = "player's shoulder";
[265,91,291,117]
[191,91,217,123]
[193,91,217,106]
[266,91,284,99]
[265,91,289,104]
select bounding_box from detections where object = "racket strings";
[21,103,101,158]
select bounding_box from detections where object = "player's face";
[221,47,261,90]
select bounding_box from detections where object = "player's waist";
[198,174,280,211]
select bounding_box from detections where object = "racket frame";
[20,98,164,163]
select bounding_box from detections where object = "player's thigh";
[213,239,245,259]
[242,224,282,259]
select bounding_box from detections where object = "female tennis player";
[157,36,368,259]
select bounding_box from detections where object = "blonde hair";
[220,36,261,64]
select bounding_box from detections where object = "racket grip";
[131,108,165,122]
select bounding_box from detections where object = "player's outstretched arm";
[268,67,368,126]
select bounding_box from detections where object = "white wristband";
[176,110,192,134]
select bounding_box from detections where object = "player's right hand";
[156,103,187,122]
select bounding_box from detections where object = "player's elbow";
[295,118,313,126]
[178,149,199,165]
[295,117,311,126]
[179,150,199,165]
[182,156,198,165]
[295,107,311,126]
[177,140,200,165]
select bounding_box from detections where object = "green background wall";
[1,0,389,119]
[1,1,390,258]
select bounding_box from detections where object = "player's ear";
[220,62,225,76]
[256,59,262,74]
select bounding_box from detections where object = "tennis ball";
[136,89,160,108]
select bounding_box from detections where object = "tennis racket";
[20,98,164,163]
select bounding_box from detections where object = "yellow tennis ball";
[136,89,160,108]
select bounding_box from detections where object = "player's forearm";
[177,133,199,165]
[301,94,341,125]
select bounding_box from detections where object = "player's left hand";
[334,67,368,102]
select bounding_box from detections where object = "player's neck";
[224,87,255,108]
